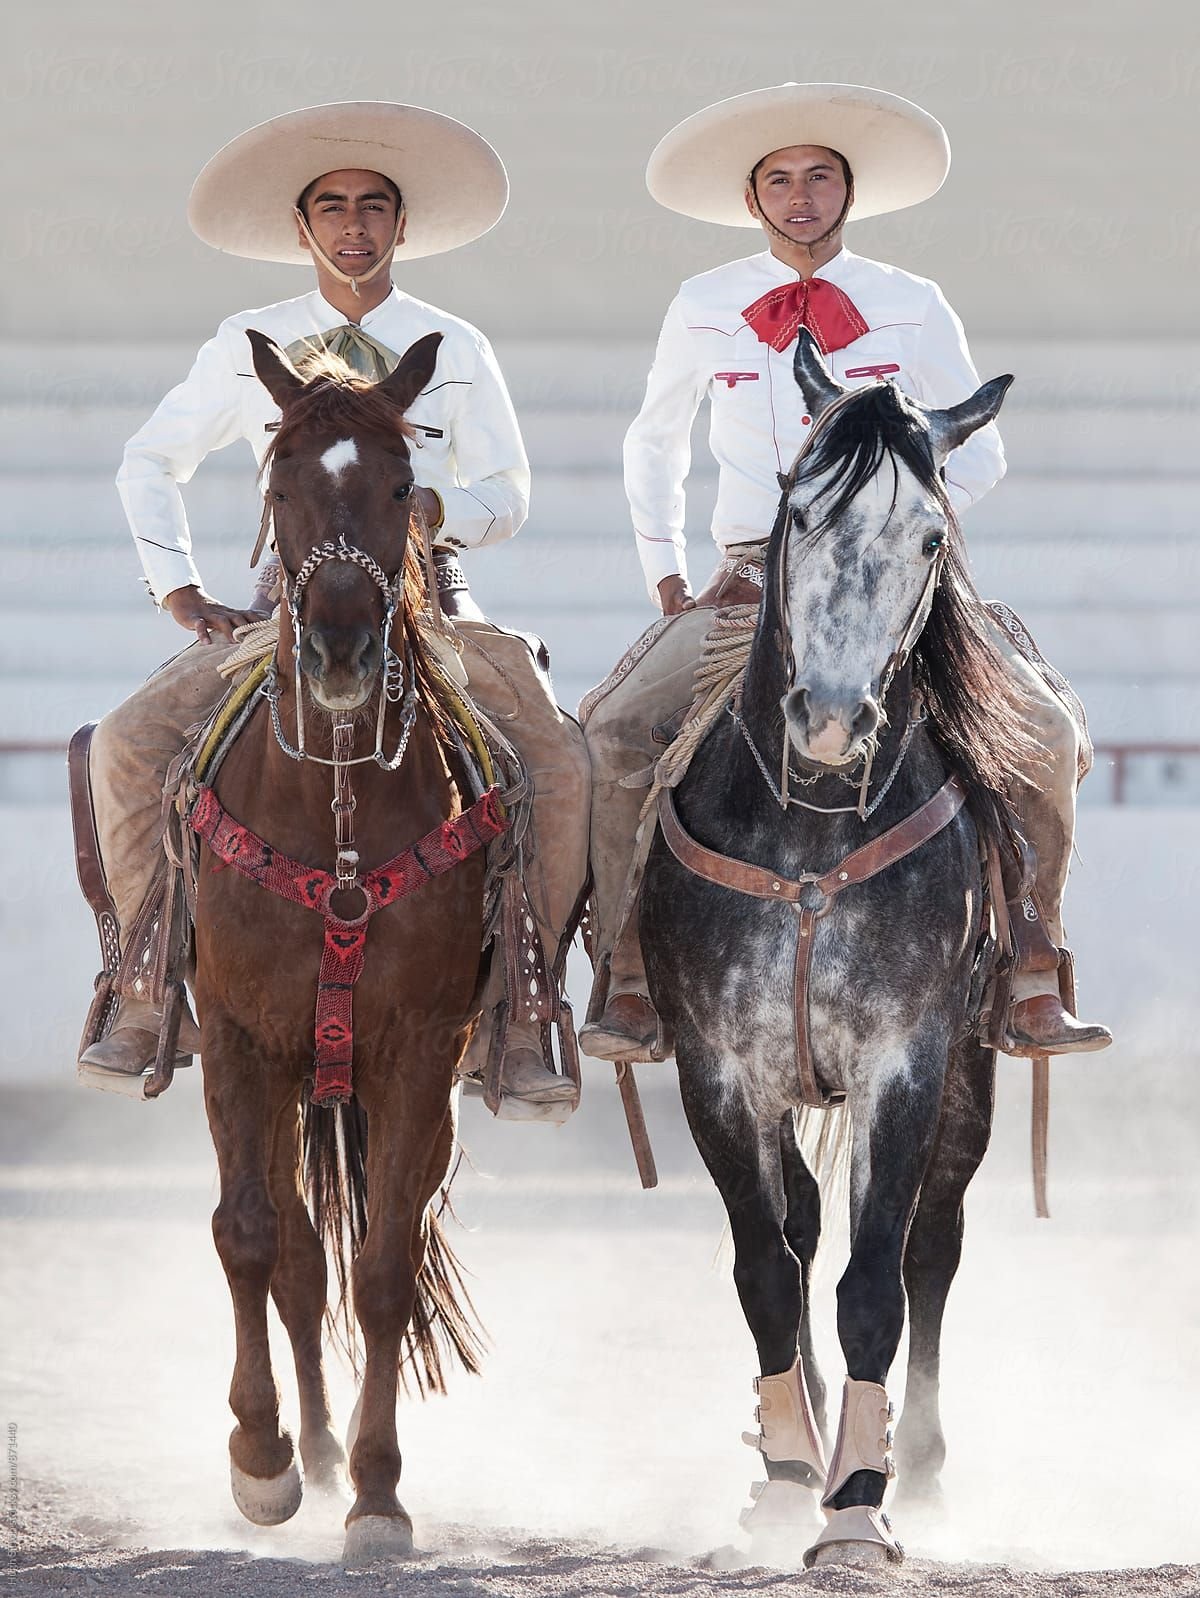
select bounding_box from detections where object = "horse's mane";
[260,351,456,754]
[793,384,1042,833]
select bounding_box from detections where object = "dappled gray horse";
[641,335,1024,1567]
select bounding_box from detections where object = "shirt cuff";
[635,529,688,604]
[139,549,205,609]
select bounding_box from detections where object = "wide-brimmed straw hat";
[188,100,508,263]
[646,83,949,226]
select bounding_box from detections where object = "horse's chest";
[705,893,942,1108]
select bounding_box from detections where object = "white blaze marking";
[320,438,358,477]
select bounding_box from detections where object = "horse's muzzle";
[784,686,879,767]
[300,625,382,711]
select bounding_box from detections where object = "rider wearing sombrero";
[580,82,1110,1064]
[79,101,588,1113]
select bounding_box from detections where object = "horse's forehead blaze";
[319,437,359,478]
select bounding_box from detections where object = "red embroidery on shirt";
[844,363,901,379]
[714,371,760,388]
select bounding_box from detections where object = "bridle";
[259,532,422,892]
[749,383,948,820]
[260,533,418,774]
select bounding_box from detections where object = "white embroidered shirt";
[623,246,1006,596]
[117,286,530,604]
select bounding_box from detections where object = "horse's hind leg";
[677,1064,825,1553]
[268,1097,349,1499]
[894,1041,996,1511]
[206,1045,303,1526]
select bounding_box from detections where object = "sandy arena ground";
[2,1033,1199,1598]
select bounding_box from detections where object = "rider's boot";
[78,996,202,1075]
[579,921,664,1063]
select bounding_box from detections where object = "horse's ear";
[379,332,444,412]
[247,329,305,408]
[926,374,1014,458]
[792,328,846,420]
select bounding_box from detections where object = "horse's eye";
[272,490,288,504]
[922,532,944,558]
[790,506,805,531]
[393,484,412,503]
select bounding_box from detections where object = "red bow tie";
[742,275,868,355]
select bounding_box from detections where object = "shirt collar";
[312,282,401,331]
[756,246,855,287]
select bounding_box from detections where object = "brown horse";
[192,330,493,1564]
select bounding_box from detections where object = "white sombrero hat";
[646,83,950,226]
[188,100,508,264]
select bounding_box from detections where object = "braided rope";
[217,617,280,679]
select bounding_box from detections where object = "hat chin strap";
[293,207,404,298]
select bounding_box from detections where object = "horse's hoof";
[804,1506,904,1570]
[342,1512,414,1566]
[230,1458,303,1526]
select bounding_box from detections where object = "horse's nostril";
[851,700,879,741]
[355,631,381,679]
[300,633,330,679]
[784,687,810,727]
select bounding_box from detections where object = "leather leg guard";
[803,1378,903,1568]
[740,1357,826,1537]
[820,1378,896,1509]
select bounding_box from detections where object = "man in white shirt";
[579,82,1109,1062]
[79,101,588,1112]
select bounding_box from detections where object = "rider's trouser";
[89,618,590,1007]
[580,606,1081,1009]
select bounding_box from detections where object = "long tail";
[301,1094,486,1396]
[794,1100,853,1224]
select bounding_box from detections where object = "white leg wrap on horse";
[742,1355,827,1473]
[820,1378,896,1507]
[740,1478,824,1539]
[229,1458,303,1526]
[804,1505,905,1567]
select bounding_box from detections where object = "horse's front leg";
[676,1058,827,1558]
[267,1097,349,1499]
[205,1030,303,1526]
[894,1038,995,1513]
[808,1030,947,1570]
[779,1109,828,1438]
[341,1095,455,1565]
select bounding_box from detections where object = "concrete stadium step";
[7,533,1195,614]
[5,467,1200,545]
[4,401,1198,477]
[6,338,1200,411]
